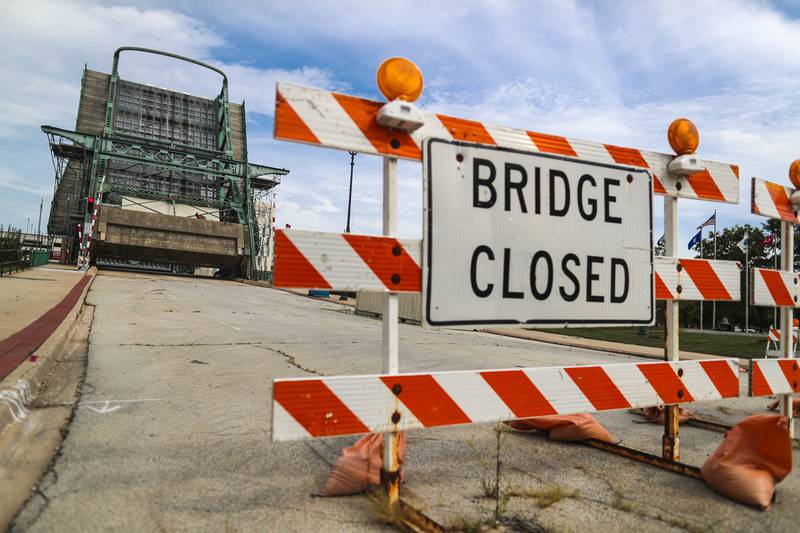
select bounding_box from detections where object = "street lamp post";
[37,196,44,246]
[345,151,356,233]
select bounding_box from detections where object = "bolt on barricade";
[266,58,779,506]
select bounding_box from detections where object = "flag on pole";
[697,213,716,229]
[688,229,702,250]
[760,234,775,248]
[736,237,747,254]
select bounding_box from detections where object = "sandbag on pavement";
[767,398,800,417]
[506,413,616,443]
[701,414,792,509]
[321,432,407,496]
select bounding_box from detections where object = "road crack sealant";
[256,345,325,376]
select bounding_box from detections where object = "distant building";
[254,195,277,277]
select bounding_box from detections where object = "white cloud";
[0,0,344,230]
[3,0,800,253]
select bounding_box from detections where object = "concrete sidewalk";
[0,265,86,341]
[483,327,729,362]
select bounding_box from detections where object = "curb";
[481,328,749,368]
[0,267,97,433]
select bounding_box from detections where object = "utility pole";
[345,151,356,233]
[700,235,704,330]
[37,196,44,246]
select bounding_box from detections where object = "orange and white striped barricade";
[762,326,798,358]
[751,267,800,308]
[274,231,743,304]
[275,82,739,204]
[751,178,800,224]
[766,328,782,357]
[654,257,741,302]
[272,359,740,441]
[271,60,741,496]
[751,176,800,433]
[273,230,422,292]
[749,358,800,397]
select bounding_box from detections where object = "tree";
[679,221,798,331]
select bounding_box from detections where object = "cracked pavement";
[11,269,800,532]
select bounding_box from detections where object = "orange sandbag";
[506,414,615,443]
[320,432,406,497]
[766,398,800,417]
[701,414,792,509]
[640,406,694,424]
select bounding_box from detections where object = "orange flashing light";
[667,118,699,155]
[789,160,800,188]
[376,57,423,102]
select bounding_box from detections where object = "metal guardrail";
[0,248,31,277]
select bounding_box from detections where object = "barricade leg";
[663,196,680,461]
[381,156,401,504]
[780,221,795,438]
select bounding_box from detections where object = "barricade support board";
[272,359,740,441]
[275,82,739,204]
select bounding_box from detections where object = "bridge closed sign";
[423,139,653,327]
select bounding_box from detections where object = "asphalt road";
[12,270,800,532]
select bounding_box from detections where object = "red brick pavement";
[0,275,91,380]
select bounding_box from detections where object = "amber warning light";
[376,57,426,132]
[666,118,704,177]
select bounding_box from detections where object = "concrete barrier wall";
[355,291,422,323]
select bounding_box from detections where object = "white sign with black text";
[423,139,653,327]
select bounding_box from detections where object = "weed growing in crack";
[366,489,409,527]
[467,424,512,525]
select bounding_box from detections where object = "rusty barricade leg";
[663,196,680,461]
[663,404,680,461]
[381,156,401,505]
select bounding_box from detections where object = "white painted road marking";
[0,380,31,422]
[80,398,163,414]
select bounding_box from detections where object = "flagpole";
[699,231,704,331]
[712,209,717,330]
[745,230,749,332]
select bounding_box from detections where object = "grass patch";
[612,496,634,512]
[532,327,766,359]
[512,486,579,508]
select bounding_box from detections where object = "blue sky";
[2,0,800,254]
